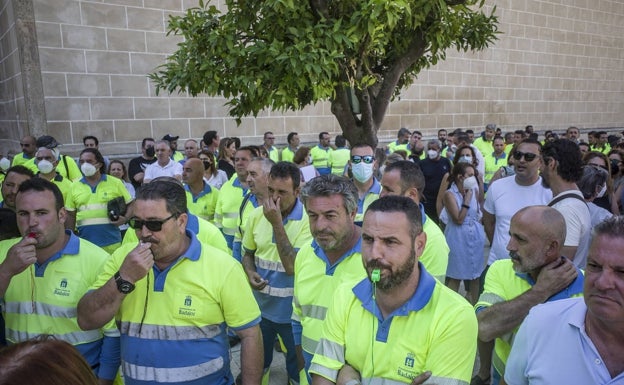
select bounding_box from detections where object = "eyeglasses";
[512,151,538,162]
[351,155,375,164]
[128,214,176,232]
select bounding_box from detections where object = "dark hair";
[136,177,187,217]
[232,137,241,149]
[203,130,218,145]
[592,215,624,240]
[365,195,423,239]
[293,146,311,165]
[287,132,298,144]
[0,208,20,240]
[0,336,98,385]
[82,135,99,146]
[518,137,543,151]
[384,161,425,196]
[218,138,237,161]
[263,131,273,139]
[198,150,217,175]
[335,135,347,148]
[453,145,480,170]
[237,146,260,158]
[141,137,155,149]
[18,177,64,211]
[108,160,129,182]
[319,131,329,140]
[438,129,447,134]
[350,143,375,153]
[270,161,301,189]
[300,174,358,215]
[5,165,35,180]
[397,127,410,138]
[79,148,106,175]
[542,139,584,182]
[466,129,474,135]
[449,162,475,188]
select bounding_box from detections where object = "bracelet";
[461,204,470,209]
[345,380,361,385]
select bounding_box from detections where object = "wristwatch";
[114,271,135,294]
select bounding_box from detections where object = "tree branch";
[445,0,468,5]
[371,31,427,127]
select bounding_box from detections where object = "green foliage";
[150,0,499,138]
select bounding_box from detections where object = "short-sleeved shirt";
[310,145,333,175]
[185,182,219,222]
[214,176,248,249]
[91,231,261,385]
[310,264,478,384]
[475,259,584,377]
[242,199,311,323]
[128,156,157,188]
[549,190,591,267]
[420,210,450,281]
[505,298,624,385]
[0,232,120,380]
[144,159,183,181]
[354,178,381,226]
[281,147,298,163]
[484,176,552,264]
[329,148,350,176]
[66,175,133,247]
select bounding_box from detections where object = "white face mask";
[352,162,374,183]
[37,160,55,174]
[596,184,607,198]
[0,157,10,171]
[458,155,473,164]
[463,175,478,191]
[427,150,438,159]
[81,162,98,177]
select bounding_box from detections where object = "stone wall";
[1,0,623,157]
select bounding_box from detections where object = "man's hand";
[263,196,283,226]
[534,257,578,298]
[119,242,154,283]
[247,271,268,291]
[336,364,360,385]
[1,236,38,276]
[410,371,432,385]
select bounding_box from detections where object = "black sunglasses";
[129,214,176,232]
[512,151,538,162]
[351,155,375,164]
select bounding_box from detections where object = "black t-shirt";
[128,156,157,188]
[420,157,452,202]
[218,159,235,179]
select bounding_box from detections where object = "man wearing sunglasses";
[477,138,552,385]
[541,139,591,268]
[78,179,263,385]
[349,144,381,226]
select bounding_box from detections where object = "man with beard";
[541,139,591,267]
[77,178,263,385]
[475,205,583,385]
[0,166,34,210]
[310,196,477,385]
[505,216,624,385]
[292,175,365,381]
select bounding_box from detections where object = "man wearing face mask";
[66,148,134,253]
[128,138,157,189]
[420,139,452,225]
[34,146,72,205]
[35,135,82,181]
[349,144,382,226]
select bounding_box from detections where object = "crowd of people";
[0,125,623,385]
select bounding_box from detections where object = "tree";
[149,0,499,147]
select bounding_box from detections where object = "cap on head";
[162,134,179,142]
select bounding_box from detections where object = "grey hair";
[250,157,275,174]
[592,215,624,240]
[300,174,359,216]
[427,139,441,149]
[136,177,186,217]
[577,165,608,199]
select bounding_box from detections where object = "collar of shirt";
[353,262,436,319]
[80,174,107,185]
[35,230,79,276]
[283,198,304,223]
[184,181,212,198]
[186,212,199,234]
[312,237,362,275]
[515,264,585,301]
[232,177,249,195]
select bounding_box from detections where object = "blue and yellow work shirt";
[281,147,298,163]
[39,173,73,206]
[354,178,381,226]
[123,211,228,253]
[420,207,450,282]
[484,151,508,185]
[233,193,261,262]
[329,148,350,176]
[214,175,248,250]
[66,174,132,247]
[310,264,478,384]
[310,145,333,175]
[11,152,38,173]
[0,232,120,380]
[91,231,261,385]
[266,146,280,162]
[475,259,585,378]
[242,199,311,324]
[184,182,219,222]
[292,238,366,375]
[387,140,409,154]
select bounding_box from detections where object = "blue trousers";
[259,317,299,383]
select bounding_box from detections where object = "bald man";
[182,158,220,222]
[475,205,584,384]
